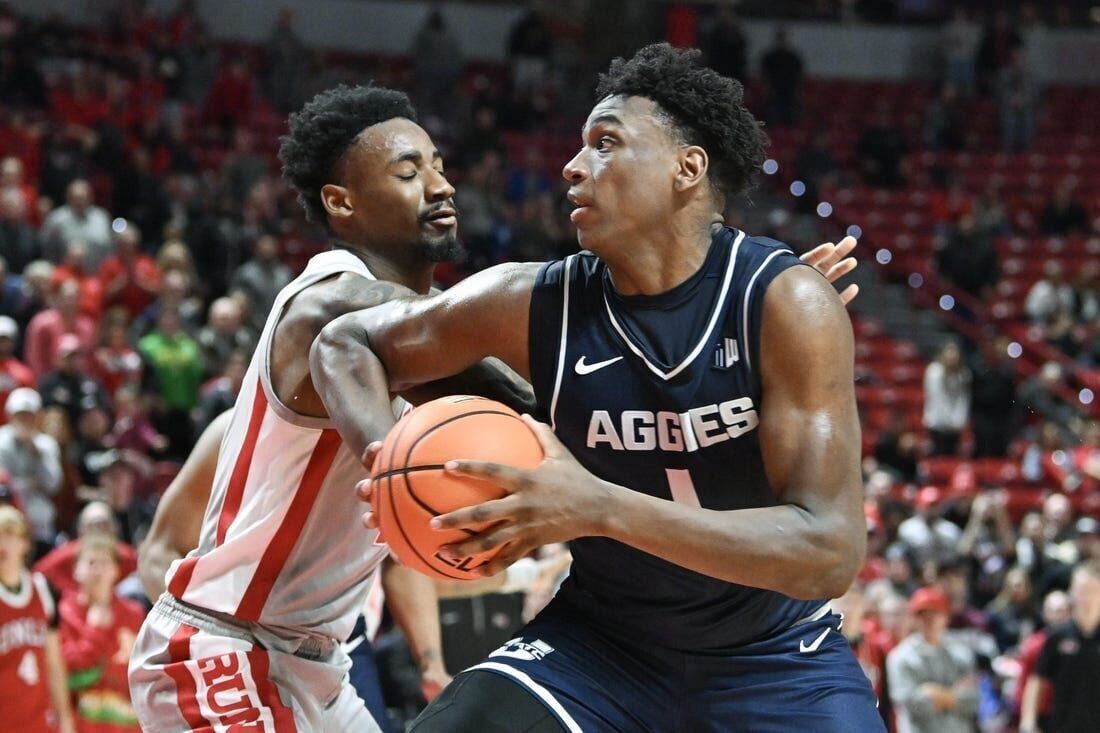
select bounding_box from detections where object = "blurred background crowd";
[0,0,1097,731]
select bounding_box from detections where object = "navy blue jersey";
[528,226,824,653]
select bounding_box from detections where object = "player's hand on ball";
[801,235,859,305]
[431,415,611,576]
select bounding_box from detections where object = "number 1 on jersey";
[665,468,701,507]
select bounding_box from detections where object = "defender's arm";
[137,411,231,600]
[311,262,538,460]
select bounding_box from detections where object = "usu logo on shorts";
[489,638,555,662]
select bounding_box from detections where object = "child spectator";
[33,502,138,600]
[58,533,144,732]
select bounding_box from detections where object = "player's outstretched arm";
[429,267,863,600]
[137,411,230,600]
[310,262,538,460]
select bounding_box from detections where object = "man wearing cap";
[0,314,34,426]
[37,333,109,426]
[887,586,979,733]
[0,388,63,558]
[1021,559,1100,733]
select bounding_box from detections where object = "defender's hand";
[420,662,451,703]
[801,236,859,305]
[425,415,612,576]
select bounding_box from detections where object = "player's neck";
[0,564,21,589]
[334,244,434,295]
[604,218,722,297]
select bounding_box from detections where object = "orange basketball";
[372,395,543,580]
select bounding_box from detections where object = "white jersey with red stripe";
[164,249,401,644]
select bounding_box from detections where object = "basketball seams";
[400,409,524,511]
[376,402,538,580]
[371,464,447,481]
[386,471,470,581]
[403,469,479,537]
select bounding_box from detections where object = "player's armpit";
[137,410,230,600]
[757,266,864,598]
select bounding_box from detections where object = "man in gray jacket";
[0,388,62,558]
[887,586,979,733]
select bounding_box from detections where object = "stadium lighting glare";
[846,224,862,239]
[816,202,833,218]
[875,249,892,265]
[1052,450,1068,466]
[1007,342,1023,359]
[762,159,779,175]
[789,180,806,197]
[908,273,923,288]
[938,295,955,311]
[1081,388,1095,405]
[112,217,127,233]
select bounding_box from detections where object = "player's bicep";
[360,262,538,388]
[758,268,860,515]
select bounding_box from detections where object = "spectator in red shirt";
[0,315,33,426]
[1014,589,1070,730]
[33,502,138,601]
[48,72,110,131]
[23,280,96,376]
[91,316,142,397]
[98,223,160,318]
[202,58,254,129]
[51,241,104,319]
[58,533,144,732]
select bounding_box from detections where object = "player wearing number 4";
[313,43,882,732]
[0,505,76,733]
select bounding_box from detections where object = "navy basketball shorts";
[452,599,885,732]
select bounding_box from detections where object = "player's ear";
[675,145,709,193]
[321,183,354,220]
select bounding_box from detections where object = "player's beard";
[418,228,464,263]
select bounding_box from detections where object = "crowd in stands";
[0,1,1096,731]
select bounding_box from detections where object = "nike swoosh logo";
[799,627,831,654]
[574,355,624,375]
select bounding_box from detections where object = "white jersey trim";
[465,661,584,733]
[740,247,793,374]
[548,255,574,431]
[602,229,745,382]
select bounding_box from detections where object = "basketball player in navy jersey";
[313,43,881,732]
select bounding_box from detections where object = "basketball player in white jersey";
[127,84,531,732]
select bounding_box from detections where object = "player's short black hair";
[595,43,767,199]
[279,84,417,226]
